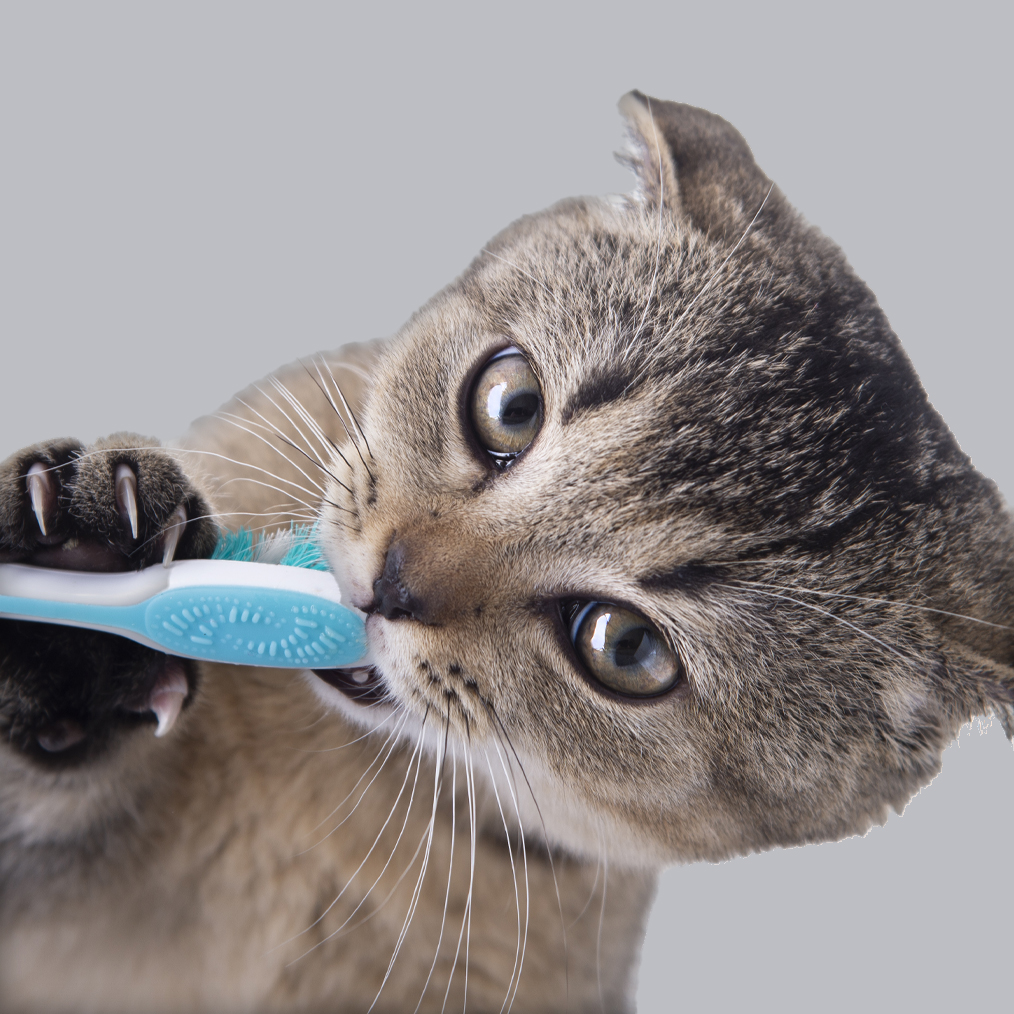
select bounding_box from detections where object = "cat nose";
[372,540,433,623]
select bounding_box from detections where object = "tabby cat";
[1,93,1011,1013]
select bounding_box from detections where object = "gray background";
[1,3,1010,1011]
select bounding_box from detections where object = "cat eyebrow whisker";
[479,246,582,335]
[266,377,353,475]
[732,578,1014,631]
[231,390,332,475]
[237,390,354,496]
[722,583,923,670]
[182,437,326,503]
[320,356,375,461]
[246,384,342,482]
[304,356,376,483]
[215,411,331,494]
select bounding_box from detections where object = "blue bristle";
[211,524,328,570]
[211,528,255,562]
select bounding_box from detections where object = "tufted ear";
[618,91,780,240]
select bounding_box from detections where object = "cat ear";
[618,91,778,238]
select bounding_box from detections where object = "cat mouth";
[312,665,388,704]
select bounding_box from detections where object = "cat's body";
[1,94,1011,1012]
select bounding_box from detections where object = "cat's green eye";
[570,602,682,697]
[469,349,543,463]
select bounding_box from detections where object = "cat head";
[318,93,1014,866]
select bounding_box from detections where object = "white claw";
[26,462,50,536]
[150,662,188,738]
[115,463,139,540]
[162,505,187,567]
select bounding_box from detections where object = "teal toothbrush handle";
[0,585,367,669]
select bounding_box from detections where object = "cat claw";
[162,506,188,566]
[26,462,52,536]
[149,661,188,737]
[115,464,139,540]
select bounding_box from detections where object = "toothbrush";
[0,528,367,670]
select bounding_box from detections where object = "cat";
[1,92,1011,1013]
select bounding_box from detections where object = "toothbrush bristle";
[211,524,327,570]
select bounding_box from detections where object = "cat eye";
[568,602,682,697]
[469,348,543,466]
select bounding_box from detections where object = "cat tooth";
[162,505,188,566]
[150,662,189,738]
[115,463,139,540]
[26,462,51,536]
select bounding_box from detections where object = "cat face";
[318,94,1014,867]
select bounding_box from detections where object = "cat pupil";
[501,392,539,426]
[614,628,649,667]
[469,351,543,459]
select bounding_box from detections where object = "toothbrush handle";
[0,586,368,670]
[0,595,155,648]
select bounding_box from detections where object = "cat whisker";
[320,357,374,461]
[463,737,478,1013]
[284,712,427,962]
[479,246,581,335]
[301,710,410,842]
[173,444,324,505]
[596,822,608,1014]
[323,821,431,944]
[724,583,923,668]
[303,357,376,483]
[318,719,433,993]
[733,578,1014,631]
[480,698,569,996]
[441,733,477,1014]
[415,709,456,1014]
[294,708,398,754]
[371,710,448,1011]
[129,506,320,560]
[481,747,522,1013]
[439,743,463,1014]
[567,843,602,931]
[266,377,351,474]
[215,411,330,494]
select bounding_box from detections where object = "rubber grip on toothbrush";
[144,585,366,667]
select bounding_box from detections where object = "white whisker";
[214,412,328,494]
[733,578,1014,631]
[283,714,427,962]
[321,357,374,460]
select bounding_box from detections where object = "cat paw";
[0,434,218,570]
[0,435,218,768]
